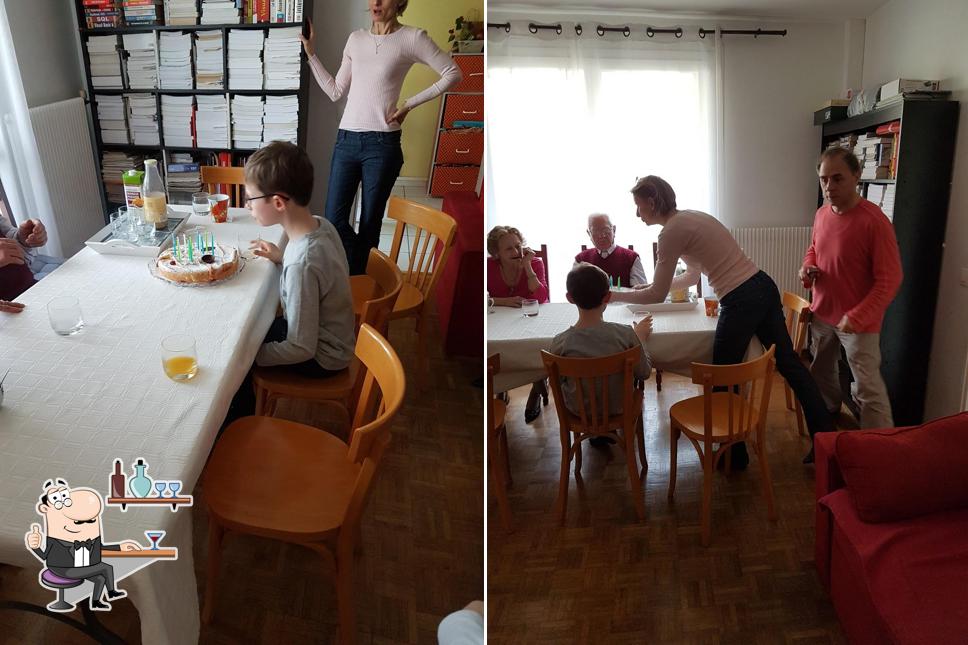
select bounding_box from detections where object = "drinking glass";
[110,208,127,237]
[161,334,198,381]
[47,297,84,335]
[154,481,167,498]
[168,481,182,498]
[192,192,210,216]
[521,299,539,317]
[144,530,166,550]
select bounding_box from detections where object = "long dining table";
[0,207,283,644]
[487,300,761,393]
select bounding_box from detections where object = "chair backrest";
[488,353,501,432]
[534,243,549,294]
[387,196,457,301]
[200,165,246,207]
[541,346,642,436]
[781,291,812,356]
[689,345,777,445]
[359,248,404,336]
[652,241,702,297]
[347,323,406,465]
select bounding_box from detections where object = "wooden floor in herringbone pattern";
[0,315,484,644]
[488,373,846,645]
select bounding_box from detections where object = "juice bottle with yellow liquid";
[142,159,168,231]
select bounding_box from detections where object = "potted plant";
[448,16,483,53]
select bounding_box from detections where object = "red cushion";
[821,488,968,645]
[836,412,968,523]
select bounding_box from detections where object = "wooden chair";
[651,241,702,392]
[541,347,648,525]
[488,354,513,532]
[532,243,549,295]
[200,165,246,207]
[202,323,405,644]
[782,291,812,437]
[251,249,403,429]
[386,197,457,385]
[668,346,777,546]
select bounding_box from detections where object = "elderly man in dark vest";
[574,213,647,287]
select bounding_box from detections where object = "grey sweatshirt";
[255,217,355,370]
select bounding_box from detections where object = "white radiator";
[28,97,103,257]
[730,226,813,300]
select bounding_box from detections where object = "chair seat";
[670,392,759,441]
[204,416,360,539]
[492,398,507,432]
[252,360,358,402]
[41,569,82,588]
[390,283,424,319]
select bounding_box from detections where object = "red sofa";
[815,412,968,645]
[434,189,484,358]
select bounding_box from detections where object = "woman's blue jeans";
[324,129,404,275]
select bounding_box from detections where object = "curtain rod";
[487,22,787,38]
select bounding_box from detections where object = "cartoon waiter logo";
[25,478,142,612]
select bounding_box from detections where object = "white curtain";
[486,21,722,301]
[0,0,62,257]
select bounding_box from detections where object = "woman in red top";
[487,226,549,422]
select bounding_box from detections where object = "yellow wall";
[400,2,483,180]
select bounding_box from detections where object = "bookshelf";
[817,99,960,426]
[72,0,313,215]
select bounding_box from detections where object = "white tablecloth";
[0,208,283,645]
[488,301,733,392]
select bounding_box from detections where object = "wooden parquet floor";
[0,314,484,644]
[488,374,846,645]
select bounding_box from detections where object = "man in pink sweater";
[800,148,902,429]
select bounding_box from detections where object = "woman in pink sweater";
[299,1,462,274]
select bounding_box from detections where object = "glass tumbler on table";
[521,299,539,317]
[47,297,84,336]
[161,334,198,381]
[192,192,210,216]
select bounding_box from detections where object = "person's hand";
[26,524,42,550]
[836,314,855,334]
[633,313,653,342]
[0,238,26,268]
[799,265,819,289]
[18,219,47,247]
[252,240,283,264]
[120,540,143,551]
[388,105,411,125]
[520,246,536,273]
[0,300,25,314]
[495,296,524,308]
[298,18,316,57]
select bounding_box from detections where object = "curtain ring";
[528,23,537,34]
[698,28,707,39]
[646,27,655,38]
[623,26,631,38]
[755,28,761,38]
[596,25,605,37]
[556,24,562,35]
[675,27,683,38]
[575,24,583,36]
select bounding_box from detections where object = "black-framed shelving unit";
[72,0,313,218]
[817,99,960,426]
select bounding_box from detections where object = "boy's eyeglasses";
[245,193,291,207]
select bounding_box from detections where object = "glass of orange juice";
[161,334,198,381]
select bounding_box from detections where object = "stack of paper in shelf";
[161,94,195,147]
[201,0,241,25]
[87,36,123,89]
[196,95,229,148]
[95,95,129,145]
[263,95,298,144]
[122,0,161,26]
[122,33,158,89]
[194,31,224,89]
[865,182,897,222]
[127,94,160,145]
[159,31,193,89]
[228,30,265,90]
[231,95,264,149]
[164,0,198,26]
[167,153,203,204]
[102,151,143,204]
[263,27,301,90]
[854,134,894,181]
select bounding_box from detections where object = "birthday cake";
[155,236,239,285]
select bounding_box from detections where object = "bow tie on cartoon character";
[25,478,143,612]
